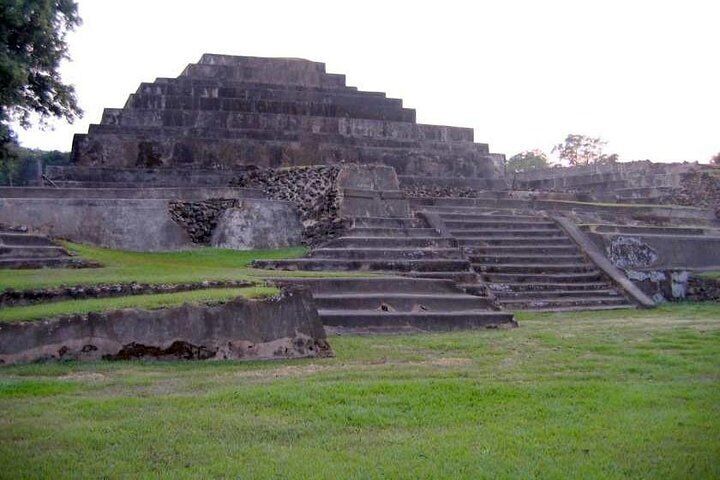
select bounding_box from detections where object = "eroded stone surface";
[0,287,332,365]
[210,201,302,250]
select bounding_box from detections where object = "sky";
[14,0,720,163]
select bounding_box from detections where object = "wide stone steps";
[477,263,598,274]
[470,254,585,264]
[352,216,425,228]
[482,271,605,283]
[493,289,621,299]
[497,296,631,311]
[464,245,580,255]
[404,271,482,283]
[435,212,543,221]
[180,63,348,88]
[324,236,454,249]
[253,258,471,272]
[488,282,612,292]
[309,247,463,260]
[0,232,57,246]
[457,237,574,246]
[451,229,565,238]
[444,220,557,229]
[0,257,86,269]
[345,227,440,238]
[271,277,513,332]
[275,277,463,294]
[317,310,514,331]
[313,293,494,311]
[0,246,69,259]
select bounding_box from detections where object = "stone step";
[124,94,415,123]
[476,263,597,274]
[272,276,463,294]
[345,227,440,238]
[505,304,635,313]
[498,296,631,310]
[443,220,557,229]
[309,247,463,260]
[403,271,480,283]
[470,254,585,264]
[313,293,494,311]
[463,245,580,255]
[253,258,472,272]
[352,216,422,228]
[324,236,454,249]
[457,237,574,246]
[0,233,57,247]
[435,211,543,221]
[318,309,516,330]
[451,229,565,238]
[0,257,87,269]
[488,282,611,292]
[493,289,621,299]
[483,272,604,283]
[0,245,68,259]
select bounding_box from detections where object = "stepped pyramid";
[71,54,506,186]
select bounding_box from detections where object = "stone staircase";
[255,215,515,331]
[0,228,91,269]
[425,207,634,311]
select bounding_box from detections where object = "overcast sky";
[15,0,720,163]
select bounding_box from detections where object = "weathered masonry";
[71,54,505,186]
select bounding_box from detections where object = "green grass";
[0,286,277,323]
[0,242,369,292]
[698,271,720,280]
[0,302,718,478]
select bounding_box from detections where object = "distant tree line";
[507,134,619,173]
[0,146,70,185]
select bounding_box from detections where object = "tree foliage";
[552,134,618,166]
[506,149,551,172]
[0,0,82,157]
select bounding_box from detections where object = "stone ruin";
[1,53,719,362]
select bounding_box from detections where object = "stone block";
[210,200,302,250]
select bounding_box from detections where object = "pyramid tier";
[100,109,475,143]
[72,130,500,177]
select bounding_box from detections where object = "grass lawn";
[0,242,366,292]
[0,302,718,478]
[0,286,277,323]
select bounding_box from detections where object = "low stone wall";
[0,186,263,200]
[0,280,253,308]
[0,287,332,364]
[0,197,194,251]
[628,270,720,303]
[587,232,720,270]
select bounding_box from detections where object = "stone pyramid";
[72,54,505,185]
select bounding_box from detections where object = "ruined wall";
[0,288,332,365]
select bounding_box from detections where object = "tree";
[506,149,551,172]
[552,134,618,166]
[0,0,82,160]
